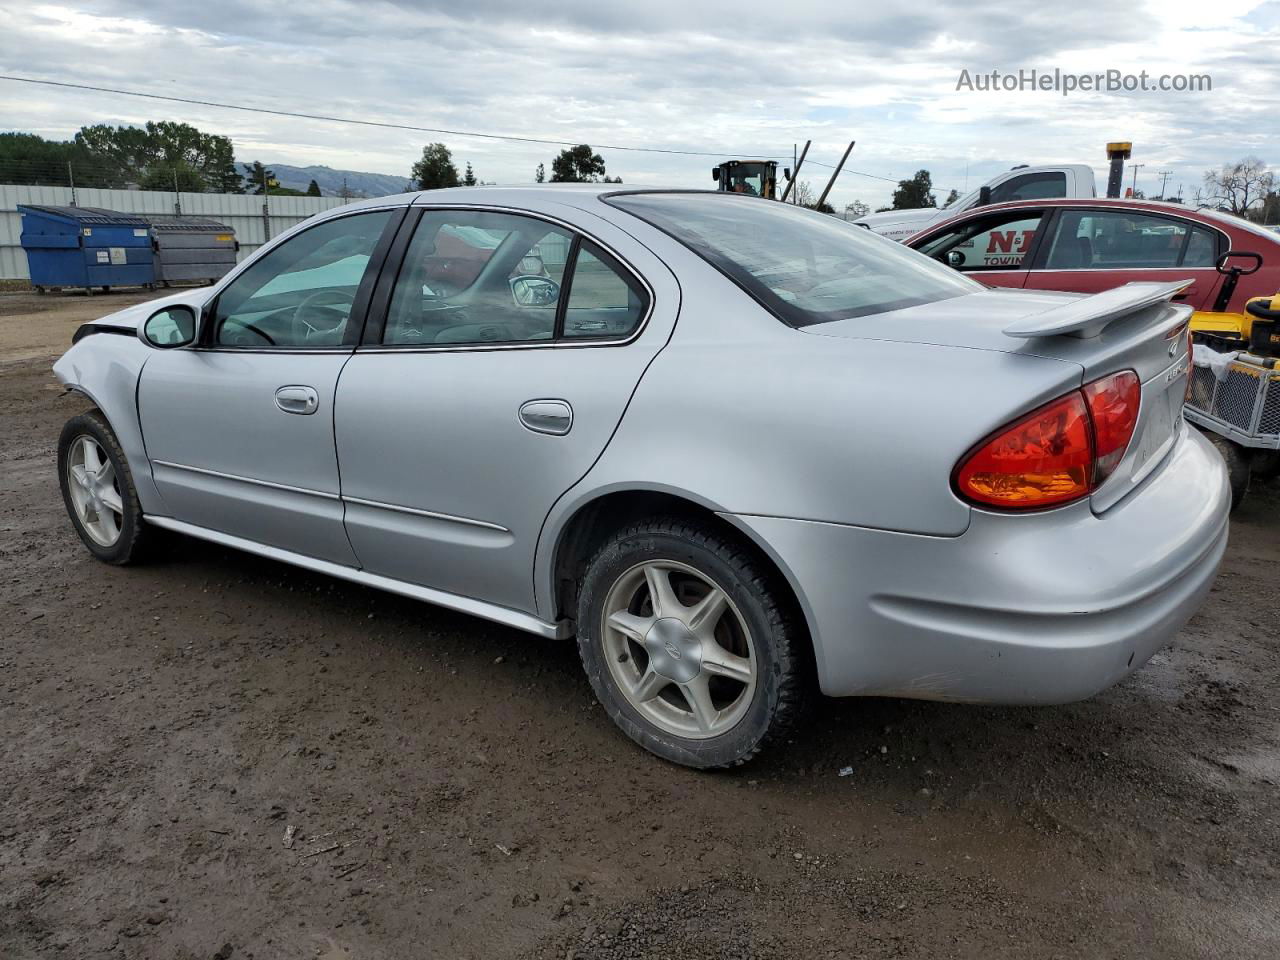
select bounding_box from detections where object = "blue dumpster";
[19,205,155,294]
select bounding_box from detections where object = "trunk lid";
[802,284,1193,512]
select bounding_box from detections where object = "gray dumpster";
[146,216,238,286]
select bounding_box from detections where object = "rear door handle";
[519,399,573,435]
[275,385,319,415]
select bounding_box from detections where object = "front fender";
[53,335,165,515]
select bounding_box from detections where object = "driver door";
[137,208,401,563]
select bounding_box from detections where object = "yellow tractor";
[712,160,785,200]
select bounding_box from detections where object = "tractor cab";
[712,160,786,200]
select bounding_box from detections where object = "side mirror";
[783,167,792,181]
[141,305,198,348]
[946,250,967,268]
[975,186,992,208]
[711,166,721,182]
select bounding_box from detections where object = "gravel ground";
[2,292,1278,959]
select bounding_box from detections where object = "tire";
[58,411,150,565]
[1209,435,1251,511]
[1251,451,1280,480]
[576,517,806,769]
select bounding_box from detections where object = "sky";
[1,0,1278,210]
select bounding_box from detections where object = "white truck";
[853,164,1096,241]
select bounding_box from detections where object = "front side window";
[917,212,1045,270]
[382,210,646,346]
[608,193,978,326]
[212,210,392,348]
[1044,211,1207,270]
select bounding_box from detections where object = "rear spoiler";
[1003,280,1192,339]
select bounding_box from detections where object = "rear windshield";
[607,192,980,326]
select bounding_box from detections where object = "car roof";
[908,196,1280,243]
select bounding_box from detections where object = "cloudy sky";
[2,1,1278,209]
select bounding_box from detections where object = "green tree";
[0,132,104,186]
[891,170,937,209]
[550,144,606,182]
[74,121,241,192]
[140,161,209,192]
[943,188,961,208]
[462,161,477,186]
[306,179,322,197]
[535,162,545,183]
[412,142,460,190]
[242,160,279,194]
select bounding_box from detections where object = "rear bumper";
[728,426,1231,703]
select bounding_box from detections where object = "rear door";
[138,208,400,563]
[333,203,678,615]
[1023,208,1226,309]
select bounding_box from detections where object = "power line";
[805,159,900,184]
[0,74,786,161]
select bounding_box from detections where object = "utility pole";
[779,140,811,204]
[1156,170,1172,200]
[67,161,77,206]
[1129,163,1145,198]
[816,141,855,212]
[172,166,182,215]
[261,166,271,241]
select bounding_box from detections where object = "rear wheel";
[576,518,806,769]
[58,412,149,564]
[1209,435,1251,511]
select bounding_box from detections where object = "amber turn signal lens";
[955,392,1093,509]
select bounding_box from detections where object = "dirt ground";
[2,291,1279,959]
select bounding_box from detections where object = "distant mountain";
[263,163,413,198]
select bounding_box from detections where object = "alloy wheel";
[600,560,757,739]
[66,435,124,547]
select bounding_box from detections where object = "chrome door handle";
[518,399,573,435]
[275,385,319,415]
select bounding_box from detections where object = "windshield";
[608,193,980,326]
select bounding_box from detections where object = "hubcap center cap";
[643,618,701,684]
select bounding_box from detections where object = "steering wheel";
[293,289,356,343]
[510,275,561,307]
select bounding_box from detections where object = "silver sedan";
[53,186,1230,768]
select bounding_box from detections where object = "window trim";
[197,205,407,354]
[1025,207,1230,272]
[358,204,654,353]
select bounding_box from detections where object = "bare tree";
[843,200,870,220]
[791,180,816,206]
[1201,157,1274,215]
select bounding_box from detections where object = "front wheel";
[58,412,149,564]
[576,518,807,769]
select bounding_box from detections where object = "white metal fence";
[0,184,347,281]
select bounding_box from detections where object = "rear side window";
[608,193,978,327]
[988,172,1067,204]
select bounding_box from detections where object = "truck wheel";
[576,517,806,769]
[1209,436,1251,510]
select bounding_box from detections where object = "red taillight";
[955,371,1141,510]
[1083,370,1140,484]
